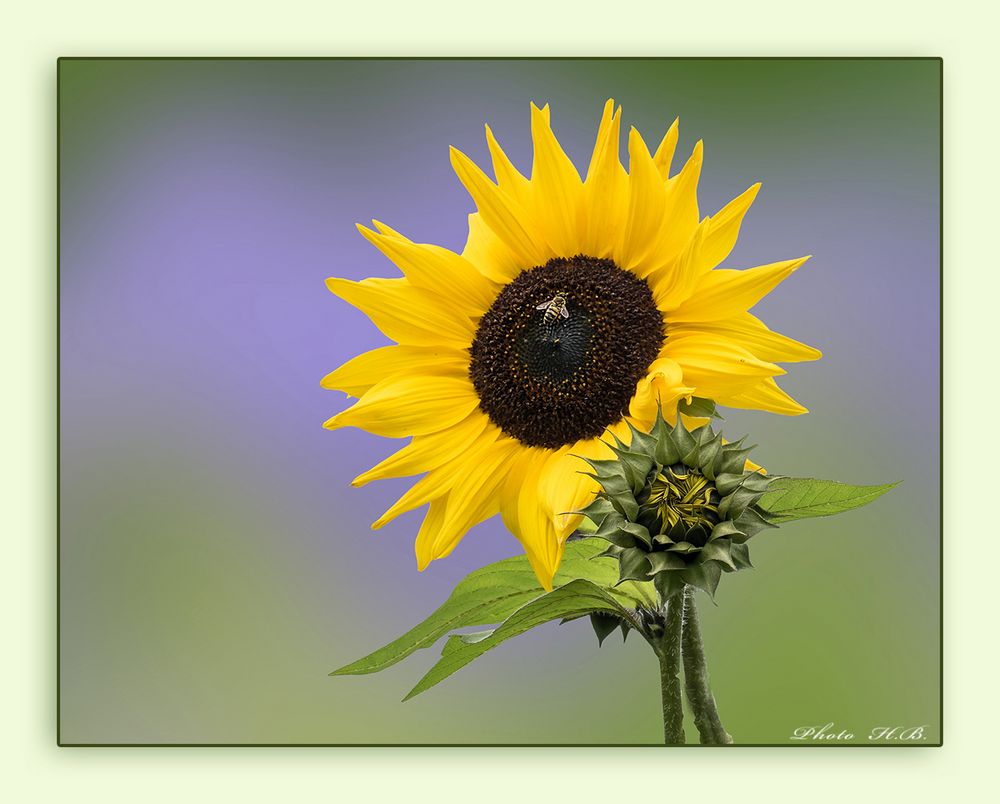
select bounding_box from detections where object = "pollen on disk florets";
[469,256,664,449]
[580,413,779,601]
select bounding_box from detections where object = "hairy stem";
[657,596,686,745]
[681,585,732,745]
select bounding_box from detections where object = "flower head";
[323,100,820,588]
[581,413,777,601]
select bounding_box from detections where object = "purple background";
[59,59,940,744]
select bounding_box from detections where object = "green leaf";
[331,539,638,677]
[759,477,898,523]
[402,580,633,700]
[679,396,724,420]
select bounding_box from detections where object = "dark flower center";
[469,256,664,448]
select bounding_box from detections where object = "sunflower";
[322,100,820,589]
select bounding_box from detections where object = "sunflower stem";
[681,585,733,745]
[656,596,686,745]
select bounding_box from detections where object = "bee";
[535,292,570,324]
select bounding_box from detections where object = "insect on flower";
[536,291,571,324]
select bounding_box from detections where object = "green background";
[59,58,940,744]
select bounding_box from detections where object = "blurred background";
[59,58,940,744]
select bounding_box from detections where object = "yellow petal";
[696,183,761,274]
[628,357,696,428]
[414,497,448,571]
[321,344,468,399]
[528,102,584,257]
[646,216,711,311]
[653,118,680,180]
[357,223,498,314]
[352,411,491,486]
[582,103,627,258]
[540,443,603,538]
[375,426,501,529]
[615,127,667,272]
[485,123,531,207]
[669,312,822,363]
[428,436,522,562]
[662,333,784,396]
[450,145,552,268]
[500,448,561,590]
[534,541,565,592]
[325,277,474,348]
[667,256,811,322]
[657,140,704,257]
[585,99,616,180]
[324,373,479,438]
[720,377,809,415]
[461,212,523,284]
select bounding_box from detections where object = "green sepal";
[647,551,687,573]
[669,415,697,460]
[709,520,746,543]
[696,438,723,480]
[682,561,723,599]
[624,418,660,456]
[734,507,777,540]
[582,457,627,477]
[614,449,656,494]
[699,539,737,570]
[589,612,621,646]
[714,469,772,497]
[592,544,623,561]
[618,548,653,583]
[685,523,710,547]
[666,519,690,542]
[619,520,653,548]
[650,407,668,437]
[695,424,717,444]
[580,496,616,526]
[654,437,680,466]
[713,472,746,496]
[653,570,686,601]
[717,487,764,520]
[740,473,775,493]
[606,489,640,521]
[681,442,703,469]
[730,542,753,569]
[718,443,757,476]
[592,511,630,545]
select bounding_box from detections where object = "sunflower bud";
[581,412,778,602]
